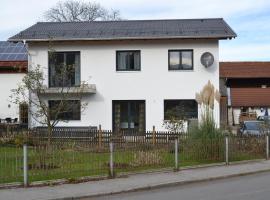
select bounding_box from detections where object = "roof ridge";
[36,18,224,24]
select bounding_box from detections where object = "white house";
[9,18,236,131]
[0,41,27,124]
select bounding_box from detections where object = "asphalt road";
[88,172,270,200]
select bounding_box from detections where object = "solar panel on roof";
[16,54,27,60]
[0,54,9,60]
[7,54,16,60]
[0,41,27,61]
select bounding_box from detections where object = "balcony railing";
[39,84,96,95]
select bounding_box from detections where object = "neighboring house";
[0,41,28,125]
[9,18,236,130]
[220,62,270,125]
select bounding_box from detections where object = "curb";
[53,168,270,200]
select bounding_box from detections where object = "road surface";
[88,172,270,200]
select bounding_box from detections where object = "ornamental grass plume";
[195,81,221,136]
[195,80,220,110]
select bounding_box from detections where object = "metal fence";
[0,128,269,187]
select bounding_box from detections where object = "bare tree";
[10,60,89,146]
[44,0,121,22]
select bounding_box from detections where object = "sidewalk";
[1,160,270,200]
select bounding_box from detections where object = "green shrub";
[188,80,225,161]
[14,133,33,147]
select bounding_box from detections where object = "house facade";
[9,19,236,130]
[0,41,27,124]
[220,62,270,125]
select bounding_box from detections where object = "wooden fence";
[32,126,181,146]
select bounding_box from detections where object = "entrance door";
[113,100,145,133]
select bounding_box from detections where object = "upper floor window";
[116,50,141,71]
[168,50,193,70]
[49,51,80,87]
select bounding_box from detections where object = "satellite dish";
[201,52,214,68]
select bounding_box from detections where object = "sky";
[1,0,270,61]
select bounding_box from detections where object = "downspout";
[23,40,32,129]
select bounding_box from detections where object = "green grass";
[0,144,266,185]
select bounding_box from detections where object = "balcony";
[39,84,96,95]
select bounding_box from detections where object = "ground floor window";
[113,100,145,132]
[164,100,198,120]
[19,103,28,124]
[49,100,81,120]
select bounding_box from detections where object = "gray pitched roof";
[9,18,236,42]
[0,41,27,61]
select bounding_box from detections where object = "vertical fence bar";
[266,135,269,160]
[98,125,102,150]
[225,136,229,165]
[23,144,28,187]
[175,138,179,171]
[152,126,156,145]
[109,142,114,177]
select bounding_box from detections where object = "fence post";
[23,144,28,187]
[152,126,156,145]
[174,138,179,171]
[98,124,102,151]
[266,135,269,160]
[225,136,229,165]
[109,142,114,177]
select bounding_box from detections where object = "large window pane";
[169,51,180,70]
[133,51,140,70]
[182,51,193,69]
[49,52,80,87]
[120,102,129,129]
[164,100,198,120]
[116,51,141,71]
[49,100,81,120]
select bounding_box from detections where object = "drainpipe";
[23,40,32,130]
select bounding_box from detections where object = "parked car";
[257,116,270,122]
[239,121,268,136]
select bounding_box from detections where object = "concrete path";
[1,161,270,200]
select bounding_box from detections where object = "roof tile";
[220,62,270,78]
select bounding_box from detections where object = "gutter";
[8,35,236,43]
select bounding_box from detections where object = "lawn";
[0,142,266,185]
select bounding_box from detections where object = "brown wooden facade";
[220,62,270,125]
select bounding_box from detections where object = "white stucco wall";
[28,39,220,130]
[0,73,24,119]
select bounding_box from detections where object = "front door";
[113,100,145,133]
